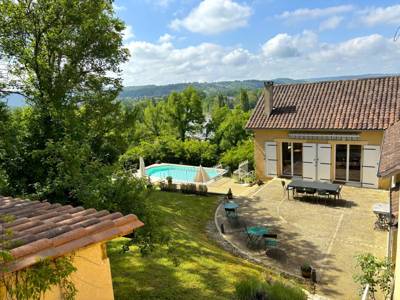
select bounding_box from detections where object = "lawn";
[108,191,268,300]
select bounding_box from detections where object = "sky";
[93,1,400,86]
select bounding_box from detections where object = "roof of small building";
[390,186,399,226]
[0,196,144,272]
[378,120,400,178]
[246,76,400,130]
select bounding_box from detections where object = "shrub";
[166,176,173,185]
[266,282,307,300]
[181,183,196,194]
[197,184,208,195]
[235,278,307,300]
[220,139,254,173]
[235,277,268,300]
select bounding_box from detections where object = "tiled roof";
[246,76,400,130]
[0,196,144,272]
[378,120,400,177]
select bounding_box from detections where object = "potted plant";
[166,176,173,185]
[227,188,233,199]
[300,262,312,278]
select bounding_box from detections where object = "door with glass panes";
[281,142,303,177]
[335,144,361,183]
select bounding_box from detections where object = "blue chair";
[265,238,278,250]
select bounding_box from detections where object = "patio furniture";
[373,203,390,230]
[265,238,278,250]
[281,180,294,199]
[224,201,239,218]
[287,180,340,202]
[245,226,269,248]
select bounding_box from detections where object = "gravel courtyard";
[216,179,389,299]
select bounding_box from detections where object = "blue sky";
[114,0,400,86]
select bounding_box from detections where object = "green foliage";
[220,139,254,172]
[266,282,307,300]
[214,108,251,152]
[354,253,394,300]
[235,277,269,300]
[239,89,250,112]
[121,136,218,167]
[165,86,204,141]
[2,257,77,300]
[235,277,307,300]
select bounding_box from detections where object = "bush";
[220,139,254,173]
[235,278,307,300]
[266,282,307,300]
[180,183,196,194]
[120,135,218,168]
[197,184,208,195]
[235,277,268,300]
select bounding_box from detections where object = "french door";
[281,142,302,177]
[302,143,332,181]
[335,144,361,183]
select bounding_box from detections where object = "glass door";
[281,142,302,177]
[335,144,361,182]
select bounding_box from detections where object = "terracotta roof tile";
[0,196,144,272]
[246,76,400,130]
[378,120,400,177]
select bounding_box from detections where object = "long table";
[287,180,341,200]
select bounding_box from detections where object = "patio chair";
[263,233,278,239]
[281,180,294,199]
[265,238,278,252]
[225,207,237,218]
[317,189,330,205]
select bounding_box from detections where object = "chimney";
[263,81,274,116]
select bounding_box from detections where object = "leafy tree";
[220,139,254,172]
[354,253,393,300]
[215,108,251,151]
[166,86,204,141]
[141,100,166,138]
[239,89,250,112]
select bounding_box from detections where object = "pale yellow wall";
[393,186,400,300]
[1,242,115,300]
[253,129,389,189]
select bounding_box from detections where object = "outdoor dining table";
[373,202,390,230]
[224,202,239,210]
[287,180,340,200]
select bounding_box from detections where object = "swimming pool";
[146,163,226,184]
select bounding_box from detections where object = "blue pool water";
[146,164,222,183]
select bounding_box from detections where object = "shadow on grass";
[108,191,264,300]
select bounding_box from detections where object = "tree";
[0,0,130,202]
[215,108,251,151]
[354,253,393,300]
[166,86,204,141]
[142,100,166,138]
[239,89,250,112]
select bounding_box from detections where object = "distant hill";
[119,74,396,100]
[3,74,396,106]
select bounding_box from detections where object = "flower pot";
[301,269,312,278]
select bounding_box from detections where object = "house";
[246,76,400,189]
[377,120,400,298]
[0,196,144,300]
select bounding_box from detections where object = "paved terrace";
[216,179,389,299]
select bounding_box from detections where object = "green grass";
[108,192,280,300]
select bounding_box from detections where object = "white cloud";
[158,34,174,44]
[122,25,134,41]
[170,0,252,35]
[319,16,343,31]
[359,4,400,26]
[262,31,318,58]
[277,5,353,21]
[121,33,400,86]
